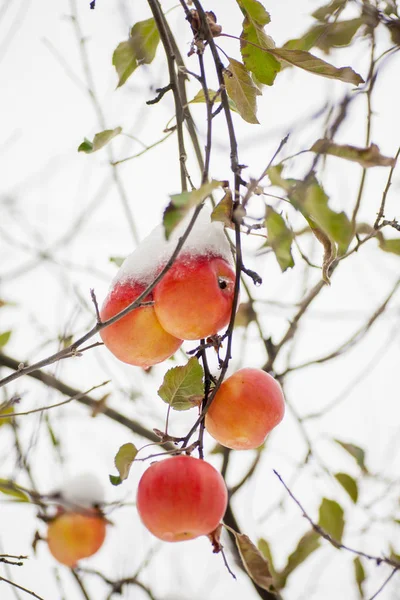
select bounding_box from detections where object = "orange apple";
[153,255,235,340]
[100,281,182,368]
[47,509,107,567]
[136,455,228,542]
[205,368,285,450]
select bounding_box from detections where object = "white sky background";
[0,0,400,599]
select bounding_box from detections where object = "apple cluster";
[100,253,236,367]
[44,210,285,565]
[99,209,237,368]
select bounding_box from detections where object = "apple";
[136,455,228,542]
[153,255,235,340]
[205,368,285,450]
[47,509,107,567]
[100,281,182,368]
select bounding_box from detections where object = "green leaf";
[211,189,234,227]
[269,47,364,85]
[227,528,275,592]
[210,443,226,455]
[109,475,122,486]
[267,164,294,191]
[267,168,352,274]
[163,180,223,239]
[0,406,14,427]
[112,41,137,88]
[0,479,29,502]
[311,140,397,168]
[300,179,353,255]
[238,0,281,86]
[283,29,322,53]
[266,168,351,278]
[315,19,364,53]
[77,138,93,153]
[334,439,368,473]
[286,19,363,54]
[189,89,239,113]
[258,538,277,578]
[318,498,344,542]
[240,23,281,86]
[223,58,261,124]
[237,0,271,25]
[354,557,366,598]
[46,417,60,447]
[157,358,204,411]
[276,531,320,588]
[109,256,126,267]
[110,442,138,486]
[335,472,358,503]
[265,207,294,272]
[388,19,400,47]
[378,237,400,255]
[112,18,160,87]
[78,128,122,154]
[389,547,400,563]
[0,331,11,348]
[312,0,348,21]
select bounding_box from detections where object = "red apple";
[100,281,182,368]
[47,509,107,567]
[205,368,285,450]
[153,254,235,340]
[136,455,228,542]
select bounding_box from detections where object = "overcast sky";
[1,0,400,599]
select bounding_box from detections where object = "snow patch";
[115,205,233,286]
[59,473,105,508]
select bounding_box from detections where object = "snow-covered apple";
[100,281,182,368]
[153,254,235,340]
[100,207,235,364]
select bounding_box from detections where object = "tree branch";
[275,470,400,570]
[0,352,173,449]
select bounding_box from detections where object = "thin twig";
[70,569,91,600]
[220,546,237,580]
[302,322,400,420]
[0,577,45,600]
[0,203,206,389]
[274,470,400,569]
[197,339,212,459]
[148,0,188,192]
[368,568,398,600]
[280,277,400,376]
[69,0,139,242]
[0,352,174,450]
[197,52,213,184]
[78,567,157,600]
[111,131,174,166]
[242,135,289,207]
[374,146,400,228]
[351,29,376,233]
[0,381,109,418]
[0,555,27,566]
[263,279,327,372]
[229,452,261,496]
[191,2,241,179]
